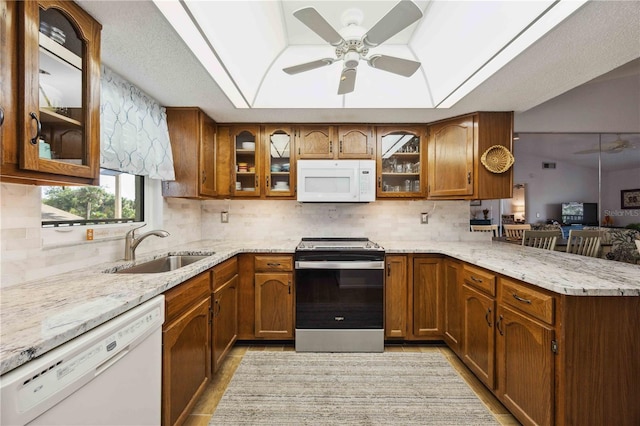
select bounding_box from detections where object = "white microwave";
[297,160,376,202]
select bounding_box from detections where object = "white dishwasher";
[1,295,165,426]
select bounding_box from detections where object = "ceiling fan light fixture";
[344,51,360,69]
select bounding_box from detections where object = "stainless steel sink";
[114,255,212,274]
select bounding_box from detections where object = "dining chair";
[503,224,531,240]
[471,224,499,237]
[522,230,559,251]
[566,229,602,257]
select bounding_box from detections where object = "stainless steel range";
[295,238,385,352]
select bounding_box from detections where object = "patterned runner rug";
[210,351,499,425]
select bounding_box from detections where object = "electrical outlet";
[221,211,229,223]
[421,212,429,224]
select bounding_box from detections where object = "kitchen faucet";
[124,224,170,261]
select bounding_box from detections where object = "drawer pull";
[485,307,492,327]
[267,262,281,267]
[513,293,532,304]
[471,275,483,283]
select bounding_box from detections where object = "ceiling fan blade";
[337,68,357,95]
[362,0,423,47]
[283,58,335,75]
[368,55,421,77]
[293,7,344,46]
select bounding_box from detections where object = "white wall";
[512,150,599,223]
[602,167,640,227]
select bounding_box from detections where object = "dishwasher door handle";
[295,261,384,270]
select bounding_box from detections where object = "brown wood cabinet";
[1,0,101,186]
[295,125,335,159]
[263,125,295,198]
[211,257,238,373]
[443,258,463,354]
[162,271,211,426]
[254,255,294,339]
[384,255,407,338]
[376,126,425,198]
[163,107,216,199]
[462,284,496,389]
[336,125,375,159]
[427,112,513,200]
[410,256,443,338]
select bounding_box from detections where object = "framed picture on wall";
[621,189,640,209]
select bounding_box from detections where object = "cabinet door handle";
[266,176,270,188]
[215,299,221,316]
[470,275,483,283]
[29,112,41,145]
[496,314,504,335]
[339,140,343,153]
[370,147,373,156]
[0,107,4,126]
[512,293,532,304]
[467,171,471,184]
[485,307,492,327]
[255,175,259,189]
[377,176,382,188]
[288,280,291,294]
[329,141,333,153]
[387,262,391,276]
[202,171,206,184]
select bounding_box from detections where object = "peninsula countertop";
[1,239,638,375]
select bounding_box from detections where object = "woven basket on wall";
[480,145,514,173]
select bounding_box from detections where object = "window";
[41,169,144,227]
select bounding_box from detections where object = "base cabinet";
[384,255,408,338]
[496,304,555,426]
[212,257,238,373]
[162,271,211,426]
[443,259,463,354]
[462,285,496,389]
[254,255,294,339]
[411,256,443,338]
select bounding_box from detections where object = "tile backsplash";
[1,182,485,288]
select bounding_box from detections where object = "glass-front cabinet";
[376,126,425,198]
[264,125,294,197]
[5,0,101,184]
[232,126,260,197]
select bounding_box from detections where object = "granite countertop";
[1,239,639,375]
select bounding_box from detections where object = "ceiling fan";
[283,0,423,95]
[573,135,638,154]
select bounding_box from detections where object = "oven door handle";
[295,261,384,270]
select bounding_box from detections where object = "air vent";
[542,162,556,169]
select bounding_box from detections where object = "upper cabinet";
[231,125,261,197]
[336,126,375,159]
[296,125,375,160]
[163,107,216,199]
[263,125,295,197]
[296,125,334,159]
[1,0,101,186]
[427,112,513,200]
[376,126,425,198]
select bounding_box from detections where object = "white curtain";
[100,65,175,180]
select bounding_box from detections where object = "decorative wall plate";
[481,145,514,174]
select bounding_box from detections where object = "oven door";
[295,260,384,329]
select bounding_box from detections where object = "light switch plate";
[421,213,429,224]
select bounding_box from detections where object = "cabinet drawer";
[499,278,555,325]
[164,271,211,324]
[462,264,496,296]
[254,255,293,272]
[212,257,238,291]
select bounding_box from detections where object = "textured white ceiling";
[77,0,640,124]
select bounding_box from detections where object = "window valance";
[100,65,175,180]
